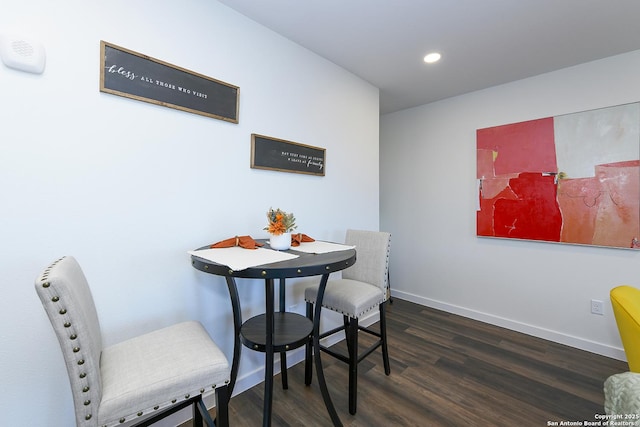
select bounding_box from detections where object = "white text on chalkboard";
[281,151,323,169]
[107,64,136,80]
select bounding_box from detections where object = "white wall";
[381,50,640,362]
[0,1,379,426]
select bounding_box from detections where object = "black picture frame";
[99,41,239,123]
[251,134,325,176]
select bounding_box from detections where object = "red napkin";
[210,235,264,250]
[291,233,315,247]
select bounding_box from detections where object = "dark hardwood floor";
[183,298,628,426]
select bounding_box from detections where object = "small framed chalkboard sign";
[99,41,239,123]
[251,134,325,176]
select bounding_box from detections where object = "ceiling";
[217,0,640,114]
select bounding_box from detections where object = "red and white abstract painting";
[477,103,640,249]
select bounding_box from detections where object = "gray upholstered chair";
[304,229,391,415]
[34,256,231,427]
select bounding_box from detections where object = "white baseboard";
[390,289,626,361]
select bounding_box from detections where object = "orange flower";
[268,221,286,235]
[264,207,297,235]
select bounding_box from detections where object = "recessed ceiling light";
[423,52,441,64]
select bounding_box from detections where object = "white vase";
[269,232,291,250]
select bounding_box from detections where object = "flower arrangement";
[264,207,297,235]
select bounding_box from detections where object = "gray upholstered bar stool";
[304,229,392,415]
[34,256,231,427]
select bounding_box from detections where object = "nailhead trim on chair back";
[342,230,391,299]
[35,256,103,427]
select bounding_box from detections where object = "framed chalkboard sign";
[251,134,325,176]
[99,41,239,123]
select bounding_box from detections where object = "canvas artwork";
[477,102,640,249]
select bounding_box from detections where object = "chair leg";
[193,398,203,426]
[214,384,230,427]
[347,316,358,415]
[342,315,351,353]
[380,301,391,375]
[304,301,314,386]
[194,396,217,427]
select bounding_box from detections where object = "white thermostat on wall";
[0,34,46,74]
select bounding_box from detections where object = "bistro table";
[190,239,356,427]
